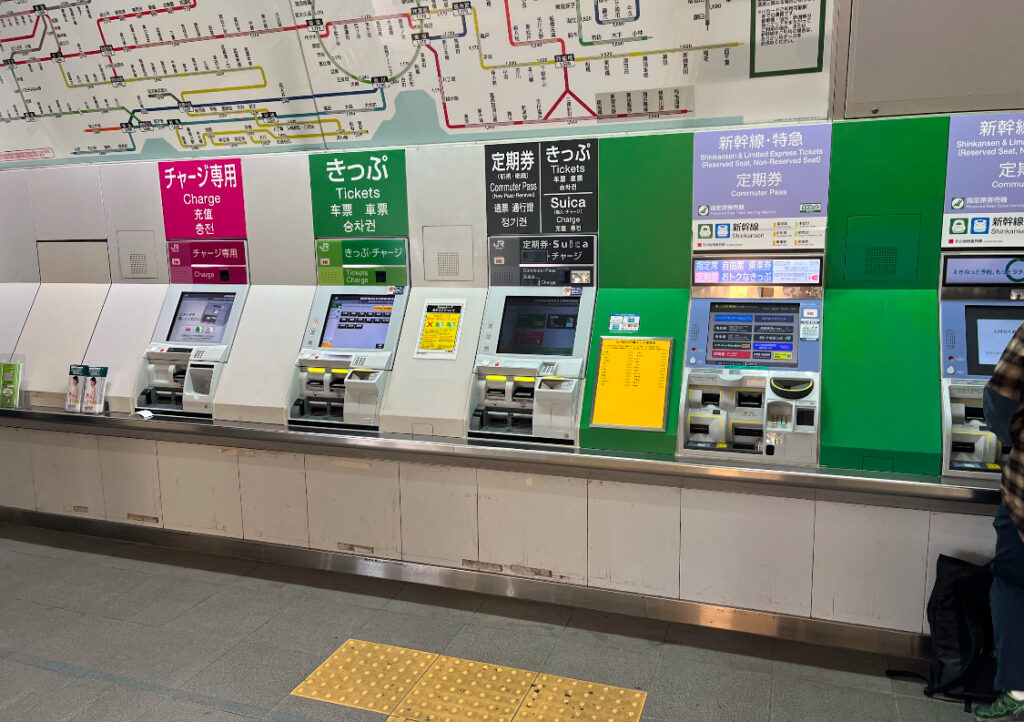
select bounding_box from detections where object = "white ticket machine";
[289,287,408,429]
[678,256,824,465]
[468,288,595,444]
[135,286,248,418]
[940,254,1024,480]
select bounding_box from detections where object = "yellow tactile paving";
[393,655,538,722]
[513,673,647,722]
[291,639,437,714]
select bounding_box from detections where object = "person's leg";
[978,505,1024,719]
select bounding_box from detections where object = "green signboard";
[309,149,409,239]
[316,238,409,286]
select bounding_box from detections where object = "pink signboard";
[159,159,247,240]
[168,240,248,285]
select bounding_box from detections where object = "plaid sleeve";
[987,323,1024,401]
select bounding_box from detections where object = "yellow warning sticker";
[414,301,465,359]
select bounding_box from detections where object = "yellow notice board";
[591,337,674,431]
[414,301,465,359]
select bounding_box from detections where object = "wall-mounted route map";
[0,0,832,164]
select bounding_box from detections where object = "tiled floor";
[0,522,969,721]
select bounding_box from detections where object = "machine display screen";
[167,292,236,344]
[319,294,395,350]
[693,258,822,286]
[966,305,1024,376]
[705,302,800,367]
[496,296,580,356]
[945,256,1024,286]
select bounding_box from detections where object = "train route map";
[0,0,832,164]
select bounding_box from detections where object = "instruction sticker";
[591,337,674,432]
[414,301,465,360]
[609,314,641,332]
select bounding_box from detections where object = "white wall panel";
[0,169,39,282]
[98,436,161,526]
[157,442,241,538]
[478,470,587,584]
[0,427,36,510]
[0,283,38,361]
[588,479,680,598]
[400,463,477,568]
[28,431,103,519]
[681,489,814,616]
[241,154,315,285]
[812,501,930,632]
[306,455,400,559]
[239,450,308,547]
[100,161,167,284]
[30,165,106,240]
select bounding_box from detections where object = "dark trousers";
[992,504,1024,691]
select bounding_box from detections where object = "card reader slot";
[689,423,711,435]
[701,391,721,406]
[305,379,324,391]
[171,370,186,384]
[736,391,763,408]
[964,406,985,422]
[328,378,345,392]
[951,440,977,454]
[732,442,759,452]
[512,387,535,400]
[733,426,764,439]
[486,387,506,399]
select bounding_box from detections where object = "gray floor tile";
[895,695,975,721]
[355,608,464,653]
[272,694,388,722]
[96,623,237,688]
[134,697,264,721]
[564,608,668,651]
[245,590,377,658]
[383,583,486,622]
[101,574,222,626]
[772,640,892,694]
[663,623,773,673]
[541,637,658,691]
[470,596,574,635]
[645,659,770,722]
[26,613,151,669]
[887,655,930,697]
[16,676,164,722]
[164,583,302,639]
[20,562,152,614]
[0,658,77,720]
[443,622,555,670]
[179,641,324,711]
[4,552,84,603]
[770,675,898,722]
[0,598,82,651]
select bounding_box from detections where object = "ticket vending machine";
[678,256,824,465]
[135,286,248,418]
[468,288,596,444]
[289,287,409,429]
[940,254,1024,480]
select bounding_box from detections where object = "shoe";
[976,693,1024,720]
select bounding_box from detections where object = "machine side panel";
[380,286,486,439]
[578,288,688,455]
[213,285,315,425]
[14,283,110,408]
[84,284,167,413]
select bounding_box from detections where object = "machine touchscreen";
[318,294,395,350]
[496,296,580,357]
[705,302,800,368]
[167,292,236,344]
[966,305,1024,376]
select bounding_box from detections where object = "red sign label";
[167,240,248,285]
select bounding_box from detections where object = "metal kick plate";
[394,655,537,722]
[291,639,436,713]
[514,674,647,722]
